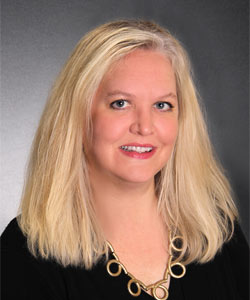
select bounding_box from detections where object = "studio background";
[1,0,249,241]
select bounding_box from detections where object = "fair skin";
[87,49,178,295]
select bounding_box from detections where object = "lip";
[119,143,156,159]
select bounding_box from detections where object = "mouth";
[119,143,156,159]
[120,145,153,153]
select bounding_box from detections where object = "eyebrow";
[105,91,134,99]
[105,90,177,100]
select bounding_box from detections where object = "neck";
[89,170,160,242]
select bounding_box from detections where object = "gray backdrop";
[1,0,249,241]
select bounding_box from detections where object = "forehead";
[96,49,176,97]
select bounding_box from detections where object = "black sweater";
[1,218,249,300]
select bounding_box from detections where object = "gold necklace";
[106,234,186,300]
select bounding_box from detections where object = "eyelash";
[110,99,129,109]
[110,99,174,111]
[153,102,173,111]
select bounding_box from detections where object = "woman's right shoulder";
[1,218,68,300]
[1,217,27,253]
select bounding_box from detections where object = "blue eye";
[154,102,173,111]
[110,99,129,109]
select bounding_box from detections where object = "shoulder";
[183,222,249,300]
[1,218,101,300]
[222,222,249,296]
[1,217,41,266]
[1,218,68,299]
[219,222,249,280]
[214,223,249,299]
[1,217,27,252]
[226,222,249,253]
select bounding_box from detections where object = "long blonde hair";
[18,20,238,268]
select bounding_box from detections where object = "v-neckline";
[88,256,185,300]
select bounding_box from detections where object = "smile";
[120,146,153,153]
[119,144,156,159]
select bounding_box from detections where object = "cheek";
[157,118,178,144]
[92,113,127,145]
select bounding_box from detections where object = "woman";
[1,20,248,300]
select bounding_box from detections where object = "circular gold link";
[127,278,141,297]
[168,257,186,279]
[106,259,122,277]
[170,236,184,252]
[127,274,146,290]
[152,280,169,300]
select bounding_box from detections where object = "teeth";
[121,146,153,153]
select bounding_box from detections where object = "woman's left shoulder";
[216,222,249,299]
[227,222,249,249]
[181,223,249,300]
[222,223,249,280]
[222,222,249,268]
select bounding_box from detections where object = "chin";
[116,170,158,184]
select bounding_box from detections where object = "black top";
[1,218,249,300]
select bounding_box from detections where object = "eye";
[154,101,173,111]
[110,99,129,110]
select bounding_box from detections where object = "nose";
[129,108,154,136]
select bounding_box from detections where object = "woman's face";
[88,49,178,184]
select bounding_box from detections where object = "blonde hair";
[18,20,238,268]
